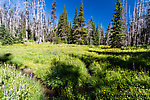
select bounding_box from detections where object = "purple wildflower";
[12,93,15,99]
[51,79,54,81]
[19,84,22,91]
[144,68,147,74]
[133,63,136,70]
[6,90,8,96]
[9,90,11,96]
[24,83,27,89]
[14,86,16,92]
[4,83,6,89]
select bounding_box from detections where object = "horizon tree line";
[0,0,150,47]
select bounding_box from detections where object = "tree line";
[0,0,150,47]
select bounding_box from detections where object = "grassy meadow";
[0,43,150,99]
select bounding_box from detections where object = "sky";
[45,0,136,32]
[0,0,137,32]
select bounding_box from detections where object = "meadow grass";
[0,43,150,99]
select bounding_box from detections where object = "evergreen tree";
[0,24,14,45]
[100,24,105,45]
[110,0,124,48]
[76,0,87,45]
[67,22,72,44]
[64,12,69,43]
[94,24,100,45]
[91,22,96,45]
[57,5,69,43]
[72,8,79,44]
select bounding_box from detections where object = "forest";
[0,0,150,99]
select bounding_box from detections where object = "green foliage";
[57,6,69,43]
[0,43,150,99]
[0,24,14,45]
[110,0,124,48]
[93,24,100,45]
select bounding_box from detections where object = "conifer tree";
[57,5,69,43]
[0,24,14,45]
[110,0,124,48]
[67,22,72,44]
[72,8,79,44]
[77,0,87,44]
[93,24,100,45]
[91,22,96,45]
[100,24,105,45]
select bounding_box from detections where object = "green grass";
[0,43,150,99]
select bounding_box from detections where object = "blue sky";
[45,0,136,32]
[0,0,136,32]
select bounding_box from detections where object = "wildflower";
[51,78,54,81]
[14,86,16,92]
[47,78,49,81]
[24,83,27,89]
[4,83,6,89]
[19,84,22,91]
[133,63,136,70]
[144,68,147,74]
[12,93,15,99]
[9,90,11,96]
[6,90,8,96]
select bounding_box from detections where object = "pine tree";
[64,12,69,43]
[110,0,124,48]
[91,22,96,45]
[0,24,14,45]
[57,5,69,43]
[100,24,105,45]
[67,22,72,44]
[93,24,100,45]
[77,0,87,45]
[72,8,79,44]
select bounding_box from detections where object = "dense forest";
[0,0,149,47]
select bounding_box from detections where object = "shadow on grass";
[0,53,13,63]
[68,51,150,74]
